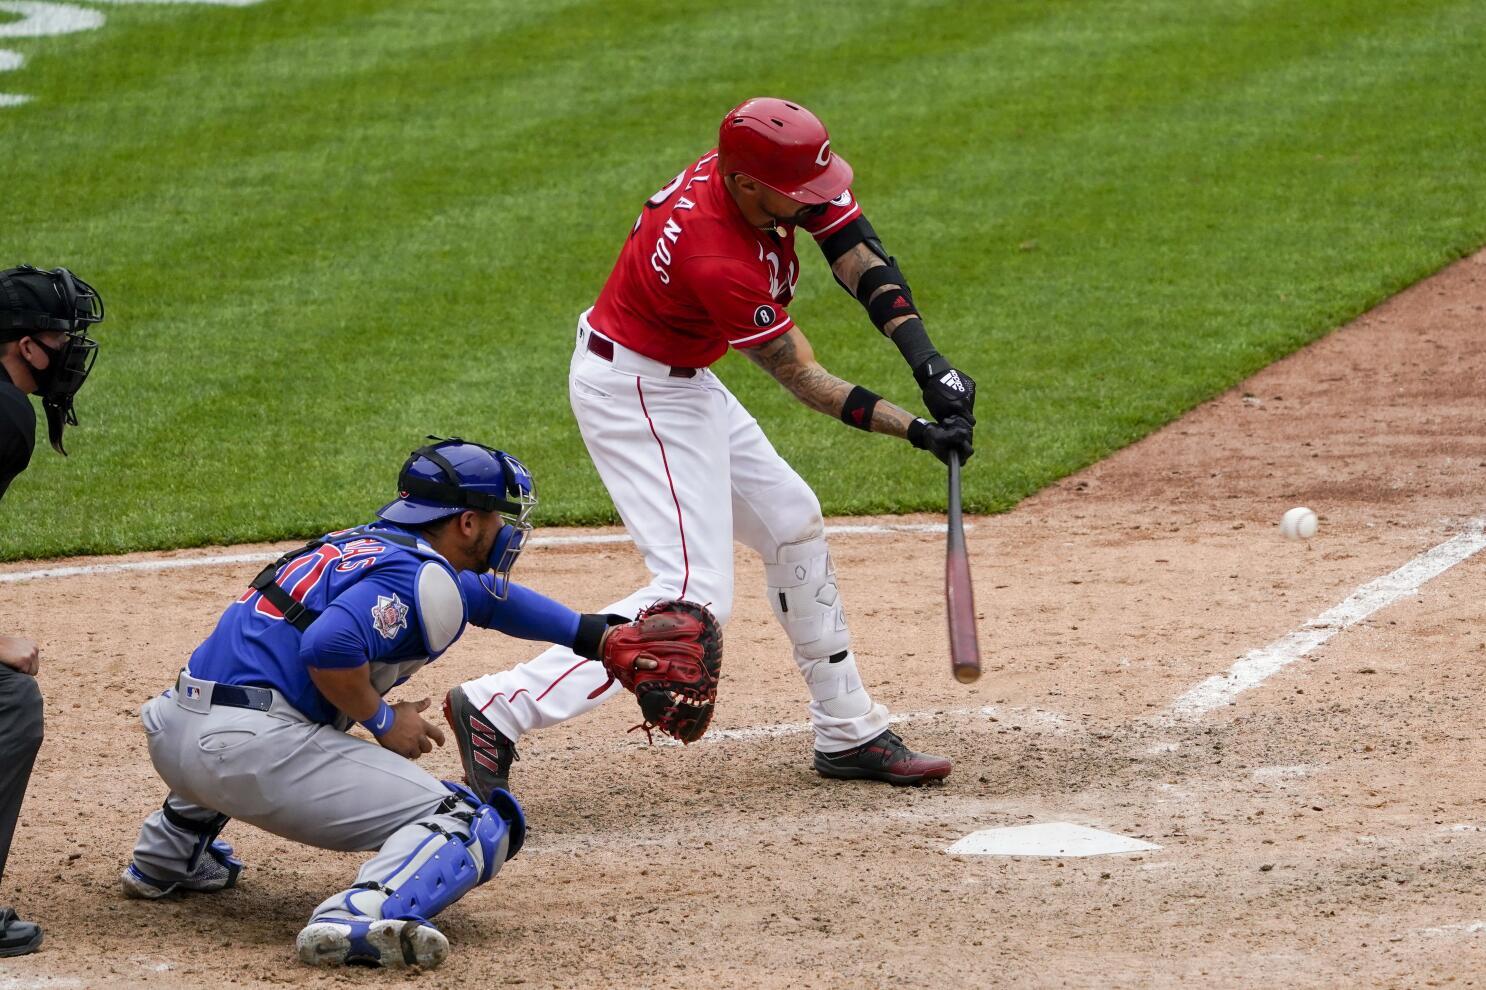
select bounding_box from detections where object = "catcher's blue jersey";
[186,521,580,724]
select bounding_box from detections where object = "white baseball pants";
[459,311,889,752]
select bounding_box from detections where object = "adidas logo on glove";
[938,370,966,393]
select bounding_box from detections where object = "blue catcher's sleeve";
[300,578,417,669]
[459,571,581,646]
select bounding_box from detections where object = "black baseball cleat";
[813,729,952,785]
[443,685,519,799]
[0,908,42,957]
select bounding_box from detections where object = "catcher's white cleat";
[296,917,448,969]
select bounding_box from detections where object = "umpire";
[0,264,104,956]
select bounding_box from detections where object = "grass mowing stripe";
[2,0,1484,558]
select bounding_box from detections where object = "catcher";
[119,437,718,970]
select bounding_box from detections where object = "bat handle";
[948,451,962,515]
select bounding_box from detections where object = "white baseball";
[1280,506,1318,540]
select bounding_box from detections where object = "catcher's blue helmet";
[378,437,537,597]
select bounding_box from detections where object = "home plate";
[946,823,1161,857]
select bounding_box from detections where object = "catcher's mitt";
[590,600,722,744]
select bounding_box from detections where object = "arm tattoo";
[829,243,888,299]
[868,400,916,440]
[742,331,851,416]
[741,329,918,439]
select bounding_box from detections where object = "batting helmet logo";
[815,140,831,166]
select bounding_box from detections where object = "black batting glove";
[913,356,976,426]
[908,416,974,466]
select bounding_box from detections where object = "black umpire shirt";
[0,364,36,501]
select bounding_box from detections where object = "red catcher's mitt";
[590,600,722,744]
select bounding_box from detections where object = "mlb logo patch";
[185,685,201,700]
[371,593,409,640]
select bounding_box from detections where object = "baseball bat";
[946,451,982,683]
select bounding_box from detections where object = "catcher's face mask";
[0,265,104,455]
[485,452,535,600]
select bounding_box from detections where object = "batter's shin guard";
[766,535,888,748]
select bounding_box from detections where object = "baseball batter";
[119,439,638,970]
[448,98,976,788]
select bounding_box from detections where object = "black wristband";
[914,352,962,388]
[840,385,881,431]
[906,418,930,450]
[573,612,628,661]
[891,317,940,377]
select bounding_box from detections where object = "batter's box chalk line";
[1163,518,1486,720]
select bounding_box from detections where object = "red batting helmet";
[718,97,853,206]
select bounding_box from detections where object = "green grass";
[2,0,1484,560]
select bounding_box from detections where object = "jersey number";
[235,536,388,620]
[647,169,687,208]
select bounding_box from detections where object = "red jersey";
[587,149,864,368]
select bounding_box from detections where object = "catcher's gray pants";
[129,682,473,922]
[0,665,44,889]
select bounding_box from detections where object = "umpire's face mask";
[23,331,100,455]
[0,265,104,455]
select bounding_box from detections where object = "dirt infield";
[2,250,1484,988]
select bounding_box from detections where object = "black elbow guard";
[856,263,918,331]
[821,215,922,331]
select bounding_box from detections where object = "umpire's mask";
[0,265,105,455]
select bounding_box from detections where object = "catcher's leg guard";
[303,782,522,923]
[765,533,889,750]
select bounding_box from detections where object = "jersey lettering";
[636,158,716,279]
[649,197,695,286]
[335,537,389,573]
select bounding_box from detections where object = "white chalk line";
[1167,519,1486,719]
[0,522,959,585]
[636,703,1072,749]
[1416,920,1486,938]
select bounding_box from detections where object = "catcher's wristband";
[361,700,395,739]
[574,612,629,661]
